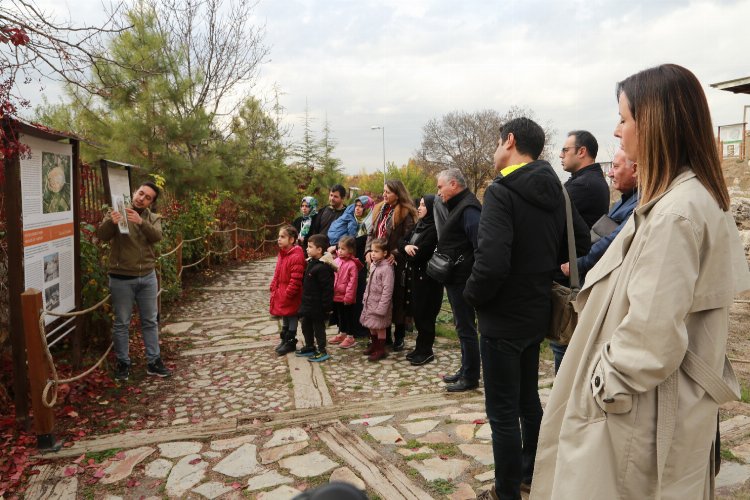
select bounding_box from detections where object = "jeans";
[446,282,480,382]
[480,335,543,499]
[110,271,160,364]
[550,341,567,374]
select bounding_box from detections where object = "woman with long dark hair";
[400,195,442,365]
[530,64,750,499]
[365,180,417,351]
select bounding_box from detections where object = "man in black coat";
[464,117,578,499]
[311,184,347,237]
[435,169,482,392]
[559,130,609,229]
[552,130,610,371]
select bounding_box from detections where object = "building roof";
[711,76,750,95]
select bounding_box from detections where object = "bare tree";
[148,0,269,129]
[1,0,129,155]
[415,107,556,193]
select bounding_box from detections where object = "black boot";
[274,327,288,353]
[276,329,298,356]
[393,324,406,352]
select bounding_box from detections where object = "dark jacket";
[298,256,336,319]
[564,163,610,229]
[577,189,639,275]
[464,160,588,339]
[97,208,162,276]
[311,206,346,238]
[435,189,481,284]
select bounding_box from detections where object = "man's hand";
[125,208,143,225]
[111,209,122,224]
[404,244,418,257]
[327,245,336,254]
[560,262,570,277]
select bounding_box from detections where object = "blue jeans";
[110,271,160,364]
[550,341,567,374]
[445,282,480,382]
[480,335,543,499]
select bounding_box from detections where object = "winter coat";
[366,202,416,325]
[577,189,639,276]
[359,259,395,330]
[97,208,162,276]
[463,160,590,338]
[532,170,750,499]
[564,162,610,229]
[333,255,363,304]
[327,202,360,245]
[269,245,306,317]
[298,253,337,320]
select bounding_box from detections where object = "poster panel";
[720,123,744,158]
[107,167,131,206]
[19,134,76,323]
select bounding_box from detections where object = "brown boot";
[368,338,387,362]
[363,335,377,356]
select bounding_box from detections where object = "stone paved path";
[27,258,750,499]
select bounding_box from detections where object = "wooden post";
[71,140,82,369]
[21,289,60,451]
[233,225,239,261]
[176,234,183,281]
[205,237,211,269]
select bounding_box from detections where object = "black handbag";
[426,251,462,284]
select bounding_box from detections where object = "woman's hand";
[387,254,396,265]
[405,244,418,257]
[365,252,372,264]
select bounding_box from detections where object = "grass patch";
[404,452,433,461]
[397,381,410,388]
[405,438,421,448]
[722,448,746,464]
[539,339,553,362]
[361,432,377,444]
[85,448,122,463]
[741,384,750,404]
[429,479,456,495]
[435,323,457,341]
[426,442,460,457]
[353,385,362,391]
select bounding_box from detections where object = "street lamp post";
[371,125,386,184]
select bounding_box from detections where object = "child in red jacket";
[329,236,363,349]
[270,225,307,355]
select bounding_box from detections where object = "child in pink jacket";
[329,236,363,349]
[359,238,395,362]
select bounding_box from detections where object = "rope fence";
[25,220,284,418]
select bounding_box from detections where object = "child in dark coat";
[360,238,395,362]
[297,234,337,362]
[270,226,307,356]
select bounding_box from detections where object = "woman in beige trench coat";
[532,64,750,499]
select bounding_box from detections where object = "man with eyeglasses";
[559,130,609,229]
[552,131,610,374]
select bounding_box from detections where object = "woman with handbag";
[400,195,443,366]
[531,64,750,499]
[365,180,417,351]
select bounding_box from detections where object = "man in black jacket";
[559,130,609,229]
[465,118,567,500]
[435,168,482,392]
[312,184,347,237]
[552,130,610,372]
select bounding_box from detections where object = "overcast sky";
[30,0,750,176]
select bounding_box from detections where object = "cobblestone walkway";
[27,258,750,499]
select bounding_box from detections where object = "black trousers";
[411,273,443,354]
[301,316,327,352]
[335,302,355,335]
